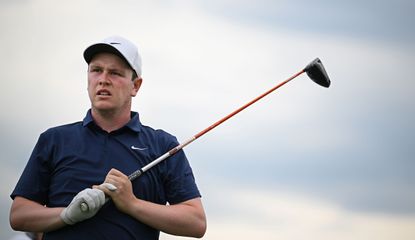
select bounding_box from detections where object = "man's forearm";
[124,197,207,238]
[10,197,66,232]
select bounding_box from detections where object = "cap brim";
[83,43,128,65]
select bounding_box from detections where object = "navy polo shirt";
[11,110,201,240]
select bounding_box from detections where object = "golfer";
[10,36,207,239]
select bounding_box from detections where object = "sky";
[1,0,415,239]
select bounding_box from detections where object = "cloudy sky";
[1,0,414,239]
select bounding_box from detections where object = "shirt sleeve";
[10,131,52,205]
[161,134,201,204]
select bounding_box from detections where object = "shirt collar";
[126,111,142,132]
[82,109,142,133]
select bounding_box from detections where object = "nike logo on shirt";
[131,146,147,151]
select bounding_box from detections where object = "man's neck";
[91,108,131,133]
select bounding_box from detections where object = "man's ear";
[131,77,143,97]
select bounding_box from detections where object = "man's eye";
[91,68,101,73]
[110,72,122,76]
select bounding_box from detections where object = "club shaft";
[194,70,304,139]
[128,136,197,181]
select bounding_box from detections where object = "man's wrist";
[60,207,75,225]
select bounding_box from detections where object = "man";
[10,36,207,239]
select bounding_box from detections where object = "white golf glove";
[60,188,105,225]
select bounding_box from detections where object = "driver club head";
[304,58,331,88]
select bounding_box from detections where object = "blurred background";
[1,0,414,239]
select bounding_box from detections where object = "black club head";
[304,58,331,88]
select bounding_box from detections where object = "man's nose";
[98,72,111,85]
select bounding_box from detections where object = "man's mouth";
[97,89,111,96]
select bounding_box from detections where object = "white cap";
[83,36,142,77]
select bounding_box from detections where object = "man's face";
[87,53,141,114]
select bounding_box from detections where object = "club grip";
[128,169,143,181]
[79,170,143,212]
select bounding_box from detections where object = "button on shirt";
[11,110,201,240]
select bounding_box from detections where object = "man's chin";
[92,105,116,114]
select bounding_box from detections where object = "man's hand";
[95,168,136,214]
[93,168,207,238]
[60,188,105,225]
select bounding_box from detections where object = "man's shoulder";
[139,124,178,145]
[33,121,85,147]
[48,121,83,131]
[140,124,173,137]
[41,121,84,136]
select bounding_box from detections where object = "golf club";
[80,57,331,212]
